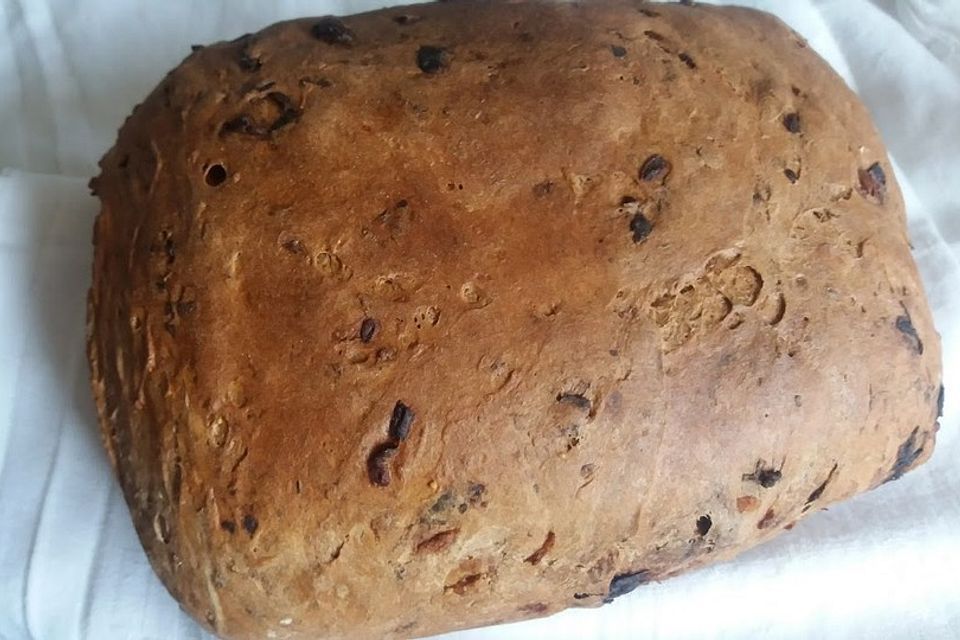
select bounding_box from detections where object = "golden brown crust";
[87,2,943,638]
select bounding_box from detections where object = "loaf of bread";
[87,1,944,638]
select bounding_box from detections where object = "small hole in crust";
[205,164,228,186]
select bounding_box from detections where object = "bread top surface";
[87,1,942,638]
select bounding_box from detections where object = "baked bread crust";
[87,2,943,638]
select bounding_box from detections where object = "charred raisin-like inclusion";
[858,162,887,203]
[359,317,378,343]
[743,461,782,488]
[367,402,416,487]
[896,312,923,355]
[678,52,697,68]
[221,92,301,138]
[311,16,355,45]
[886,427,924,482]
[696,515,712,536]
[629,214,653,243]
[783,112,801,133]
[238,50,261,72]
[804,463,837,509]
[557,392,591,411]
[367,443,398,487]
[388,401,415,441]
[417,45,448,73]
[604,570,651,603]
[639,154,671,182]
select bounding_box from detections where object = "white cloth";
[1,1,958,639]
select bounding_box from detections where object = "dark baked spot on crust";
[639,8,660,17]
[857,162,886,203]
[367,443,398,487]
[895,313,923,354]
[416,45,449,73]
[695,515,712,536]
[886,427,924,482]
[311,17,355,46]
[388,401,415,441]
[376,199,415,235]
[678,52,697,69]
[611,45,627,58]
[557,392,591,411]
[393,14,422,25]
[220,520,236,534]
[783,112,801,133]
[639,154,671,182]
[604,570,650,603]
[752,184,771,204]
[176,300,197,317]
[221,115,259,137]
[280,237,305,254]
[519,602,549,614]
[468,482,487,507]
[784,168,799,183]
[573,592,592,600]
[743,460,782,488]
[242,514,258,536]
[533,180,554,197]
[524,531,556,565]
[643,30,665,42]
[393,621,418,634]
[629,213,653,243]
[238,39,262,71]
[238,53,261,72]
[360,317,378,343]
[204,164,228,187]
[803,463,838,509]
[429,491,457,515]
